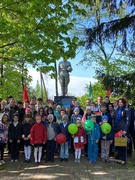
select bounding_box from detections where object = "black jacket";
[114,107,131,135]
[8,122,22,141]
[22,122,33,146]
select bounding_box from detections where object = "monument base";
[54,96,74,108]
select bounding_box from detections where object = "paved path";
[1,152,135,180]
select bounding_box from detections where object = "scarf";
[115,106,123,124]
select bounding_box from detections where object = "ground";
[0,151,135,180]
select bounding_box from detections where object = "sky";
[28,53,97,99]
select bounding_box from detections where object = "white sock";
[75,149,79,159]
[38,146,42,163]
[27,146,31,160]
[34,147,38,162]
[24,146,28,159]
[78,149,81,159]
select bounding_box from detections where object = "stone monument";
[58,60,72,96]
[54,60,74,108]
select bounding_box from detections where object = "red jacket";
[30,122,47,145]
[74,126,87,144]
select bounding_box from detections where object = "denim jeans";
[60,142,69,159]
[88,140,98,161]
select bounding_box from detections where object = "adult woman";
[114,98,131,165]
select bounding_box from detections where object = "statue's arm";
[67,62,73,72]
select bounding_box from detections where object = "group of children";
[0,108,113,166]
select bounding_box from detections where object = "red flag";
[106,88,111,96]
[23,84,29,102]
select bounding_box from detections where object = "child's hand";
[43,142,45,144]
[72,135,74,138]
[17,140,20,143]
[102,136,106,139]
[9,139,12,143]
[110,140,113,144]
[99,122,102,126]
[96,140,99,143]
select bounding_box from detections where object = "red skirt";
[74,143,85,149]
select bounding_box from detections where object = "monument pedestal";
[54,96,74,108]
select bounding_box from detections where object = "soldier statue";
[58,60,73,96]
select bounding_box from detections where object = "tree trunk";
[54,62,58,96]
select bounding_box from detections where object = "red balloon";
[56,133,66,144]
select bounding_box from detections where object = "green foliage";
[0,0,80,73]
[35,80,48,102]
[0,0,83,100]
[77,94,89,109]
[77,82,106,109]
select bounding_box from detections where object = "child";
[8,113,22,162]
[0,114,9,165]
[82,106,92,156]
[100,115,113,163]
[87,115,100,163]
[22,114,33,162]
[45,114,57,163]
[46,107,57,122]
[70,107,82,124]
[73,118,86,163]
[30,114,47,165]
[54,105,61,122]
[57,115,70,162]
[98,103,112,125]
[57,108,66,124]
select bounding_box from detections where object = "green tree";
[0,0,83,99]
[35,80,48,102]
[77,82,106,109]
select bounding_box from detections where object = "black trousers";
[117,147,126,161]
[10,141,20,160]
[0,143,5,160]
[46,140,55,161]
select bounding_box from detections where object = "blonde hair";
[1,100,7,105]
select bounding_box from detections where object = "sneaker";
[60,158,64,162]
[11,159,14,163]
[15,159,18,162]
[27,159,31,163]
[74,158,77,163]
[1,160,5,164]
[93,160,96,164]
[106,158,110,163]
[35,162,39,165]
[101,158,105,163]
[77,159,80,163]
[89,160,93,164]
[38,162,42,165]
[64,158,68,162]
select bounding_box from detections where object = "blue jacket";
[57,122,71,142]
[87,123,100,141]
[100,129,114,140]
[70,114,82,124]
[114,106,131,134]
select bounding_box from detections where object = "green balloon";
[101,123,111,134]
[68,123,78,134]
[84,120,94,131]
